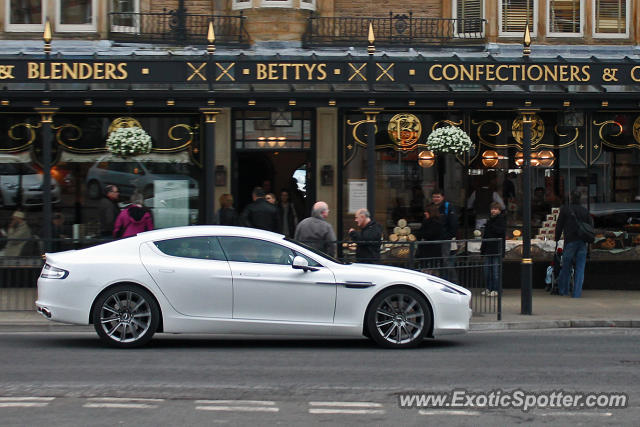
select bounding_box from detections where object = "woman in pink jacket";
[113,191,154,239]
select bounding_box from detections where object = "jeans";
[558,240,587,298]
[483,256,501,292]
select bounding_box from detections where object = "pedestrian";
[240,186,280,232]
[0,210,32,256]
[51,212,69,252]
[98,184,120,238]
[113,191,154,239]
[294,201,336,256]
[415,204,446,273]
[348,208,383,263]
[431,188,458,280]
[265,193,277,205]
[278,189,299,238]
[480,202,506,297]
[467,174,505,230]
[217,193,238,226]
[555,190,592,298]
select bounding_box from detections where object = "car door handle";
[159,268,174,273]
[240,272,260,277]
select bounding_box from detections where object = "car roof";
[137,225,285,241]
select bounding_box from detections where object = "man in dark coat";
[481,202,506,297]
[348,209,382,263]
[98,185,120,238]
[415,204,446,270]
[431,189,458,280]
[240,187,280,232]
[555,190,592,298]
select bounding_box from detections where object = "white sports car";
[36,226,471,349]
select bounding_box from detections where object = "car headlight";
[40,263,69,279]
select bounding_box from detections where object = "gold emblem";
[108,117,142,134]
[512,114,544,146]
[388,113,422,150]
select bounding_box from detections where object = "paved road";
[1,329,638,426]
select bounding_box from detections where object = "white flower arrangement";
[426,126,473,155]
[106,126,152,157]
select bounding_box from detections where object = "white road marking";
[0,402,50,408]
[83,403,158,409]
[0,397,55,401]
[538,411,613,417]
[196,406,279,413]
[419,410,482,416]
[309,408,386,415]
[309,401,383,408]
[195,400,275,405]
[86,397,165,402]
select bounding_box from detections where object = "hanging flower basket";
[106,126,152,157]
[425,126,472,155]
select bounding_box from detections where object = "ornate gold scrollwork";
[108,117,143,134]
[512,113,545,147]
[472,119,503,147]
[387,113,421,151]
[552,124,580,148]
[431,119,463,131]
[4,122,41,152]
[155,124,194,152]
[593,120,624,148]
[50,123,104,153]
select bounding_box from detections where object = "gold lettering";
[559,65,569,82]
[460,65,473,81]
[280,63,289,80]
[79,63,92,79]
[39,63,50,79]
[543,65,557,81]
[509,65,520,80]
[50,63,61,79]
[62,62,77,79]
[442,64,459,81]
[496,65,509,81]
[570,65,580,82]
[0,65,16,79]
[257,63,267,80]
[304,64,317,80]
[429,64,442,81]
[268,63,278,80]
[93,63,104,79]
[475,65,485,81]
[486,64,495,81]
[116,63,128,79]
[631,66,640,82]
[293,63,303,80]
[105,63,117,80]
[28,63,39,79]
[528,65,543,81]
[581,65,590,81]
[317,63,327,80]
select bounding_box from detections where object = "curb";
[470,319,640,331]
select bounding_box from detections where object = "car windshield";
[143,162,194,175]
[0,163,38,175]
[284,237,349,265]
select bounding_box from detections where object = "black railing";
[303,12,486,47]
[107,11,249,46]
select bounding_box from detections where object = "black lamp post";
[520,25,533,314]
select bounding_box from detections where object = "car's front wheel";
[366,287,431,349]
[92,285,159,348]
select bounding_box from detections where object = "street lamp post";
[520,111,534,314]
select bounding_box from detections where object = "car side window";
[218,237,295,265]
[154,236,226,261]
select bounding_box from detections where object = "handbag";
[569,207,595,243]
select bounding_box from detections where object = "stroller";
[545,243,574,295]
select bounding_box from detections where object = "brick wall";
[333,0,442,17]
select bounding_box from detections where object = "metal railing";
[0,237,502,320]
[303,12,486,47]
[107,11,249,46]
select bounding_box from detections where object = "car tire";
[87,180,102,200]
[92,285,159,348]
[366,287,431,349]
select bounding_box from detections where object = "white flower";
[426,126,472,155]
[106,126,152,157]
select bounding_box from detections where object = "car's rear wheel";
[87,180,101,199]
[366,287,431,349]
[92,285,159,348]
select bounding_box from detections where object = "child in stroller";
[545,244,574,295]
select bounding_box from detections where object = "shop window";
[453,0,484,35]
[547,0,583,37]
[232,0,252,10]
[260,0,294,8]
[5,0,44,32]
[56,0,96,32]
[499,0,537,37]
[593,0,628,37]
[300,0,316,11]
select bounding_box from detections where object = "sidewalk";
[0,289,638,332]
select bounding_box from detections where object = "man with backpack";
[431,189,458,281]
[555,190,593,298]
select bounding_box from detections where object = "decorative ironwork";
[107,11,249,46]
[304,12,486,47]
[108,117,143,134]
[387,113,421,151]
[512,114,545,146]
[5,122,40,152]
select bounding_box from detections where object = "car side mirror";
[292,255,318,272]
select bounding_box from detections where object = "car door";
[140,236,232,318]
[218,236,337,323]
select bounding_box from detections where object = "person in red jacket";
[113,191,154,239]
